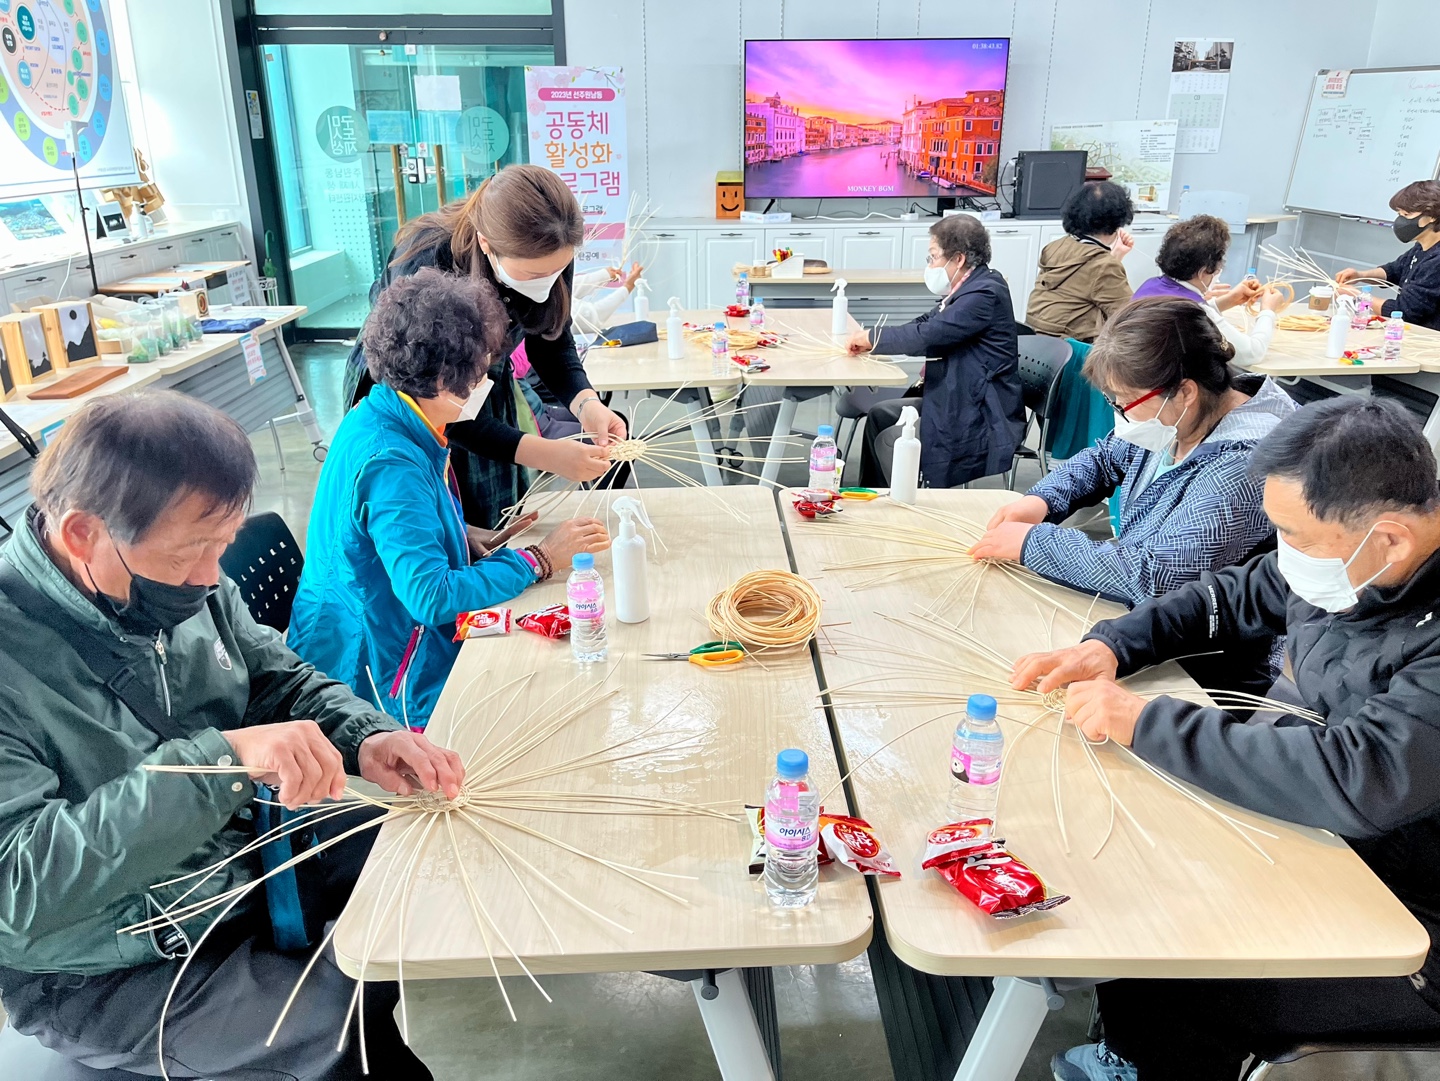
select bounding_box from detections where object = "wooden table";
[782,489,1429,1081]
[333,487,873,1081]
[97,260,251,296]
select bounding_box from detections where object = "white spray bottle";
[666,296,686,360]
[633,278,651,323]
[831,278,849,335]
[612,496,653,624]
[1326,294,1354,359]
[890,405,921,504]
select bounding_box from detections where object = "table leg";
[950,977,1052,1081]
[684,395,724,486]
[269,329,328,459]
[691,968,778,1081]
[761,394,800,484]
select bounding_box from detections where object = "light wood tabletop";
[581,310,742,393]
[333,486,873,982]
[744,309,909,389]
[783,488,1429,980]
[1243,302,1434,377]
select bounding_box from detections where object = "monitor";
[743,38,1010,201]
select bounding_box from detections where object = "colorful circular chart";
[0,0,118,174]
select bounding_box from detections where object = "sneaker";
[1051,1040,1138,1081]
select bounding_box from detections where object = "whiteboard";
[1285,66,1440,222]
[0,0,140,199]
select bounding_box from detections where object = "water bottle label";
[764,813,816,852]
[712,339,727,355]
[567,583,604,620]
[810,447,836,473]
[951,748,1000,784]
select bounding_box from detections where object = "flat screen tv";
[743,38,1010,200]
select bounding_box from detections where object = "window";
[964,119,973,132]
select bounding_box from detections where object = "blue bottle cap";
[966,694,997,720]
[572,552,595,570]
[817,424,834,438]
[714,321,725,330]
[776,748,809,779]
[1392,311,1403,318]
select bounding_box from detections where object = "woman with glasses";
[970,296,1294,611]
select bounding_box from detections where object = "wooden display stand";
[33,302,99,368]
[0,312,62,389]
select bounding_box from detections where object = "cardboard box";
[0,312,59,388]
[34,301,99,367]
[715,170,743,219]
[175,288,209,320]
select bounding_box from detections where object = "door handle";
[24,275,48,283]
[720,232,744,237]
[655,232,675,238]
[787,231,812,236]
[859,230,882,236]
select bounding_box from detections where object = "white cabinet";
[1038,224,1066,251]
[835,227,901,270]
[96,247,149,287]
[179,232,216,265]
[764,227,832,266]
[1123,222,1167,291]
[149,237,184,270]
[985,226,1041,321]
[7,265,71,309]
[640,230,698,310]
[902,226,934,270]
[209,226,246,261]
[699,228,763,308]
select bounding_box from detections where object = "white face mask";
[1276,522,1394,612]
[924,257,959,296]
[490,252,564,303]
[448,376,493,423]
[1113,396,1187,457]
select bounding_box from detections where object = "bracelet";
[524,544,553,581]
[574,395,604,419]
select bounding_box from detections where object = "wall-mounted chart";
[0,0,139,198]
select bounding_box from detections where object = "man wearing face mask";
[1008,397,1440,1081]
[0,391,462,1078]
[289,269,609,732]
[1339,179,1440,331]
[848,214,1026,488]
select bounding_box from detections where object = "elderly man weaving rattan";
[0,392,456,1079]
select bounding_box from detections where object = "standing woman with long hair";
[344,165,627,529]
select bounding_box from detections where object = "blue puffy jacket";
[289,384,537,729]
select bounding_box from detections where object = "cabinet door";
[700,229,763,308]
[986,226,1040,321]
[209,225,246,261]
[902,226,933,270]
[7,266,68,308]
[150,238,183,271]
[835,228,901,270]
[764,227,833,267]
[639,230,698,310]
[97,247,148,287]
[1123,222,1168,291]
[180,233,216,265]
[1038,224,1066,250]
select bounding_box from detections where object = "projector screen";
[743,38,1010,201]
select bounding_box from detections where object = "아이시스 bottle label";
[764,811,816,852]
[951,748,1000,784]
[567,583,604,621]
[810,446,836,473]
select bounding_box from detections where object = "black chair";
[1005,335,1075,490]
[219,512,304,633]
[1244,1035,1440,1079]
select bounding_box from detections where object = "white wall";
[1367,0,1434,67]
[565,0,1380,218]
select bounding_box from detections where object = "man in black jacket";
[1020,398,1440,1081]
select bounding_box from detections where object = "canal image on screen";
[743,38,1010,201]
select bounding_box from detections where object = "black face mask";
[1394,213,1427,244]
[89,544,215,636]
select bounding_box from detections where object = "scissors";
[643,640,746,667]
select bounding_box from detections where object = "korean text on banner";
[524,66,627,268]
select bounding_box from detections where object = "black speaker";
[1013,150,1087,219]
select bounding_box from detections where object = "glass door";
[260,41,551,334]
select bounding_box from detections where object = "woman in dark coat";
[343,165,626,529]
[851,215,1026,488]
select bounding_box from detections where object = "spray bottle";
[666,297,685,360]
[612,496,654,624]
[633,279,651,323]
[890,405,921,504]
[831,278,849,335]
[1326,294,1354,359]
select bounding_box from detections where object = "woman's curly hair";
[363,266,509,399]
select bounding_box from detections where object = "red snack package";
[518,603,571,639]
[791,487,840,518]
[921,821,1069,919]
[819,813,900,879]
[453,607,513,642]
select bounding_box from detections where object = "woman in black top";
[344,165,626,528]
[1339,179,1440,331]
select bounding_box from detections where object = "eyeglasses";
[1104,387,1166,418]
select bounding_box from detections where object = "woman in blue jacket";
[849,215,1026,488]
[289,269,608,729]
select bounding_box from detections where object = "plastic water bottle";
[566,552,608,662]
[736,270,750,307]
[949,694,1003,820]
[711,320,730,376]
[1352,286,1374,330]
[809,425,837,489]
[763,749,819,907]
[750,297,766,329]
[1383,312,1405,360]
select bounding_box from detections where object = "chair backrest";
[219,512,303,632]
[1015,335,1074,420]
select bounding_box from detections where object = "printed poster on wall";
[524,66,627,268]
[1167,38,1234,154]
[1050,119,1178,209]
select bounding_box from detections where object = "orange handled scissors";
[643,640,746,667]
